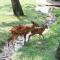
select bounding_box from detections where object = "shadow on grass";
[0,14,45,28]
[0,19,34,28]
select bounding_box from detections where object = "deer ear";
[31,21,34,24]
[45,25,48,28]
[31,21,40,27]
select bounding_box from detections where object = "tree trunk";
[11,0,24,16]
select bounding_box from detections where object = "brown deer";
[8,21,39,47]
[28,25,48,41]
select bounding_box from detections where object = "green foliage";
[0,0,60,60]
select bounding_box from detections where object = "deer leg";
[39,34,44,39]
[25,32,31,42]
[7,36,15,51]
[39,34,41,40]
[12,34,18,50]
[41,34,44,39]
[24,35,26,45]
[11,40,14,48]
[28,33,33,42]
[7,36,12,47]
[28,35,30,42]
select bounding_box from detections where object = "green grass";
[0,0,60,60]
[14,17,60,60]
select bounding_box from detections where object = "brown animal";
[8,21,39,47]
[28,25,48,41]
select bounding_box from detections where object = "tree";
[11,0,24,16]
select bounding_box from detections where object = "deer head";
[31,21,40,27]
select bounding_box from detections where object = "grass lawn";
[0,0,60,60]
